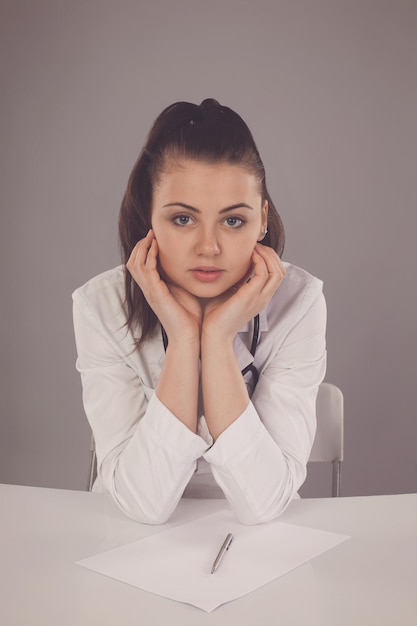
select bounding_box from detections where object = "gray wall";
[1,0,416,497]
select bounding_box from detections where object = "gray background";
[1,0,416,497]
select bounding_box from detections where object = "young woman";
[72,99,326,525]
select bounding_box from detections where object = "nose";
[195,227,221,256]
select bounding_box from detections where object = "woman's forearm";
[155,337,200,433]
[201,333,249,440]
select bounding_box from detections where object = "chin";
[191,285,235,300]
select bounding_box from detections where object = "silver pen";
[210,533,234,574]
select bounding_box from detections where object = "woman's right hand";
[126,230,202,345]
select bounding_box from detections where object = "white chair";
[309,382,344,497]
[87,382,345,495]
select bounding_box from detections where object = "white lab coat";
[72,262,326,525]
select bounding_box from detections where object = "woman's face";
[151,159,268,301]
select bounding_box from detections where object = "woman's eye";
[173,214,192,226]
[225,216,244,228]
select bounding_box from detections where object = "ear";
[257,200,269,241]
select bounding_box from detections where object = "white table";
[1,484,416,625]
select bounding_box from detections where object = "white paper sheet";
[77,509,349,612]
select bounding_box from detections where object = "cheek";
[155,247,176,284]
[230,245,254,279]
[230,233,256,260]
[152,224,170,257]
[155,245,171,270]
[155,236,182,279]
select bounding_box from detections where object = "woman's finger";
[254,244,286,282]
[126,231,154,275]
[244,247,270,288]
[145,238,158,270]
[237,246,284,311]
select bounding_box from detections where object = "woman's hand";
[126,230,202,345]
[202,243,286,341]
[200,244,285,440]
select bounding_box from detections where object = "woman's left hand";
[202,243,286,341]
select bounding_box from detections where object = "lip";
[190,266,224,283]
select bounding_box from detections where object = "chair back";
[309,382,344,496]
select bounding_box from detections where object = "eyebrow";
[162,202,255,214]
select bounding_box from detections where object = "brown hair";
[119,98,285,344]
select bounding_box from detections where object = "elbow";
[232,469,303,526]
[114,486,176,525]
[235,498,291,526]
[112,490,175,525]
[100,469,177,525]
[122,506,172,525]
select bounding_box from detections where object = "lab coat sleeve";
[72,293,208,524]
[203,289,327,525]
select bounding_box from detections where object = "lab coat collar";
[234,307,268,372]
[237,306,269,334]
